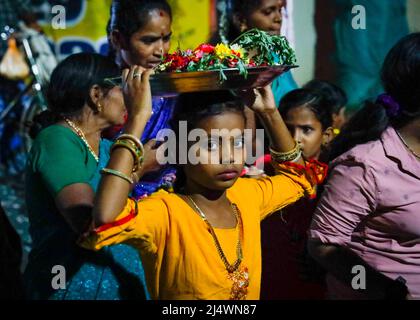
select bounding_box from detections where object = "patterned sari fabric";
[24,127,149,300]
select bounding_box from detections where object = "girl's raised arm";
[245,86,304,166]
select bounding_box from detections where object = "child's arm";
[245,85,305,166]
[80,196,169,255]
[240,86,327,220]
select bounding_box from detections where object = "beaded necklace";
[186,195,249,300]
[64,118,99,162]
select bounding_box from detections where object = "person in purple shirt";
[308,33,420,300]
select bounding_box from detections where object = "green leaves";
[231,29,297,66]
[155,29,296,84]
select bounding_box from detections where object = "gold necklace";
[64,118,99,162]
[186,195,249,300]
[396,130,420,160]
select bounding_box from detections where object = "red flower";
[172,55,190,70]
[227,58,239,68]
[232,50,241,58]
[248,59,257,67]
[163,52,191,71]
[194,44,215,54]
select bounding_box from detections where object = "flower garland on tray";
[156,29,296,81]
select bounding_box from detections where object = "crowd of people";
[0,0,419,300]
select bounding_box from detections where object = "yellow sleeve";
[79,195,169,255]
[243,159,328,220]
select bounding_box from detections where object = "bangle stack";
[102,134,145,185]
[111,134,145,172]
[270,142,302,163]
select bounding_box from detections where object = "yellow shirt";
[81,161,326,300]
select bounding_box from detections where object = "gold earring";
[240,23,247,32]
[97,103,102,113]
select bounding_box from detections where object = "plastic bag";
[0,38,30,80]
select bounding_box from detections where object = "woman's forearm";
[92,113,150,226]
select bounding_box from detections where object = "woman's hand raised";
[122,65,153,119]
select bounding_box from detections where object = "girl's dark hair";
[170,90,245,191]
[107,0,172,60]
[328,32,420,161]
[280,88,334,130]
[30,53,120,138]
[303,80,348,115]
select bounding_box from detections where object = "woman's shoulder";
[34,124,81,146]
[29,124,86,159]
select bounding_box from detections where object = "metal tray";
[150,65,298,97]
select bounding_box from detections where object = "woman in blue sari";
[106,0,177,199]
[24,53,149,299]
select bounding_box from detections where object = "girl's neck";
[182,183,237,229]
[183,185,227,203]
[182,180,231,207]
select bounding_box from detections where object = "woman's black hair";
[107,0,172,60]
[211,0,262,44]
[328,32,420,161]
[303,80,348,115]
[170,90,245,192]
[280,88,334,130]
[30,53,120,138]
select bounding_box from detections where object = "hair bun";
[29,110,61,139]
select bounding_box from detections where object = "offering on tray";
[105,29,298,96]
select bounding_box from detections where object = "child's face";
[245,0,284,35]
[119,10,172,69]
[183,111,246,192]
[284,106,331,161]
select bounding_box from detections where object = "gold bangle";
[269,141,300,157]
[290,150,303,163]
[112,139,142,172]
[116,138,143,159]
[118,134,144,155]
[270,142,302,162]
[100,168,133,184]
[271,150,301,163]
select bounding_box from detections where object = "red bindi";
[159,10,164,17]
